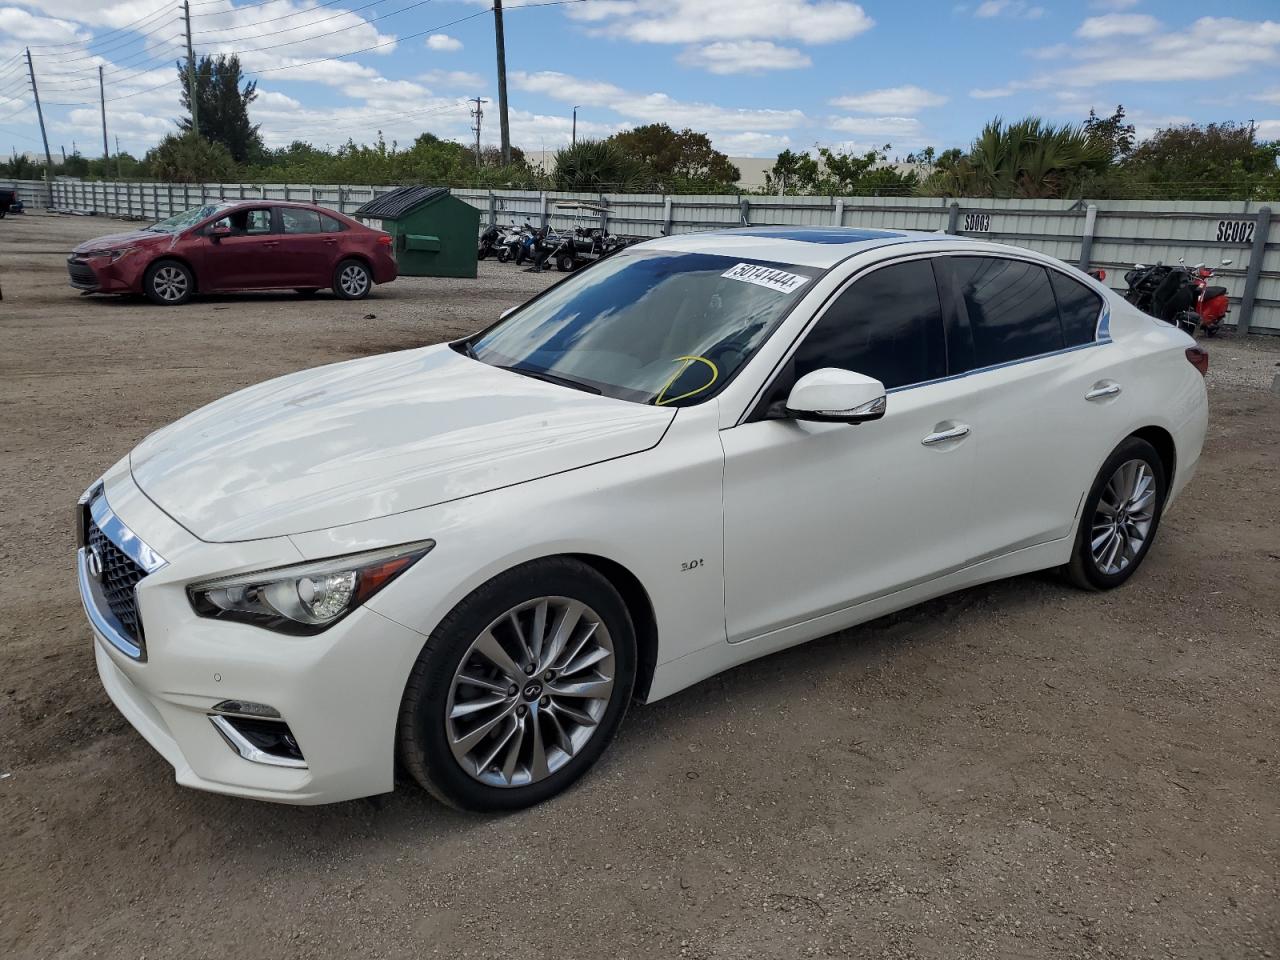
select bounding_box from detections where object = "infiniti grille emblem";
[86,546,104,580]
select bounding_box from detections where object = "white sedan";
[76,227,1208,810]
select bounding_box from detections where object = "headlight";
[188,540,434,635]
[109,246,138,261]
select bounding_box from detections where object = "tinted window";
[792,259,946,390]
[280,208,324,234]
[1049,269,1103,346]
[319,213,345,232]
[953,257,1063,367]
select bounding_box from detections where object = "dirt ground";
[1,213,1277,960]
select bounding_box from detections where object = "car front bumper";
[78,464,430,805]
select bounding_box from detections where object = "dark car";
[0,188,18,218]
[67,201,398,305]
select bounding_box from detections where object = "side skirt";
[644,536,1071,703]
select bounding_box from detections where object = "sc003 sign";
[963,213,991,232]
[1216,219,1255,244]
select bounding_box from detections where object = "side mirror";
[208,225,231,242]
[784,368,886,424]
[1221,259,1233,267]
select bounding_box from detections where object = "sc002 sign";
[963,213,991,232]
[1216,219,1255,244]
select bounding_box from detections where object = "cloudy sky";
[0,0,1277,163]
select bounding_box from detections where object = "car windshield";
[469,249,820,406]
[147,203,230,233]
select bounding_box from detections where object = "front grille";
[67,258,98,289]
[87,516,147,646]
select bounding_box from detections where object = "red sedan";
[67,201,398,305]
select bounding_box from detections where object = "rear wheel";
[398,558,636,811]
[333,259,371,300]
[556,253,577,273]
[143,259,193,306]
[1066,437,1167,590]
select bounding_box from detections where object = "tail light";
[377,234,392,246]
[1087,268,1106,282]
[1186,346,1208,376]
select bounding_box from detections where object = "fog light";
[213,699,281,719]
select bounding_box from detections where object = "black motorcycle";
[477,224,503,260]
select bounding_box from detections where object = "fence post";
[833,198,844,227]
[662,196,673,236]
[337,186,344,213]
[1238,206,1271,336]
[539,191,548,229]
[488,191,496,227]
[1078,204,1098,270]
[946,201,960,234]
[739,196,750,226]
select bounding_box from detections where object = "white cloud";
[715,131,791,156]
[513,70,805,132]
[1252,89,1280,106]
[0,7,88,48]
[974,0,1044,19]
[678,41,811,75]
[1075,13,1160,38]
[969,85,1019,99]
[575,0,873,44]
[418,69,485,90]
[564,0,639,21]
[828,116,922,137]
[1252,119,1280,139]
[426,34,462,52]
[830,85,947,114]
[1088,0,1139,8]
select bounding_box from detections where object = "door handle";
[1085,383,1122,401]
[262,240,279,248]
[921,424,970,446]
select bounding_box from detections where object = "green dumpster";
[352,186,479,278]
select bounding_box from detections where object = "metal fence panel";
[9,178,1277,333]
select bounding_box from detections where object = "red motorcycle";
[1123,258,1233,337]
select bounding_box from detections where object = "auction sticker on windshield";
[721,263,810,294]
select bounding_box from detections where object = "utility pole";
[99,65,110,165]
[492,0,510,164]
[115,135,122,178]
[470,96,487,169]
[572,105,580,148]
[25,49,54,209]
[183,0,199,136]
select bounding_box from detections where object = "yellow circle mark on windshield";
[654,355,719,406]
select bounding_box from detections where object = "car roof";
[635,226,977,268]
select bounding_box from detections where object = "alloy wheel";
[445,596,615,788]
[1090,458,1156,576]
[152,265,189,302]
[339,264,369,297]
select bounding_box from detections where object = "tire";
[497,248,510,263]
[398,557,637,811]
[556,254,576,273]
[1065,437,1167,591]
[294,287,319,296]
[143,259,194,306]
[333,259,372,300]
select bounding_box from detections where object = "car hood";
[130,345,675,542]
[72,229,171,254]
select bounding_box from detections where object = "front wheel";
[398,558,636,811]
[143,259,194,305]
[1066,437,1167,590]
[333,259,372,300]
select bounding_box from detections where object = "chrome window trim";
[209,715,309,769]
[734,249,1112,423]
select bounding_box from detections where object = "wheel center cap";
[523,682,543,701]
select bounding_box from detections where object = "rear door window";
[952,257,1064,367]
[1049,269,1104,346]
[319,213,346,232]
[792,258,947,390]
[280,208,324,234]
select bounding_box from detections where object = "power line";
[28,16,184,68]
[25,3,175,52]
[193,0,441,57]
[192,0,360,29]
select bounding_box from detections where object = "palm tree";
[552,140,648,192]
[924,118,1109,199]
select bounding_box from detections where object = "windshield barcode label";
[721,263,809,294]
